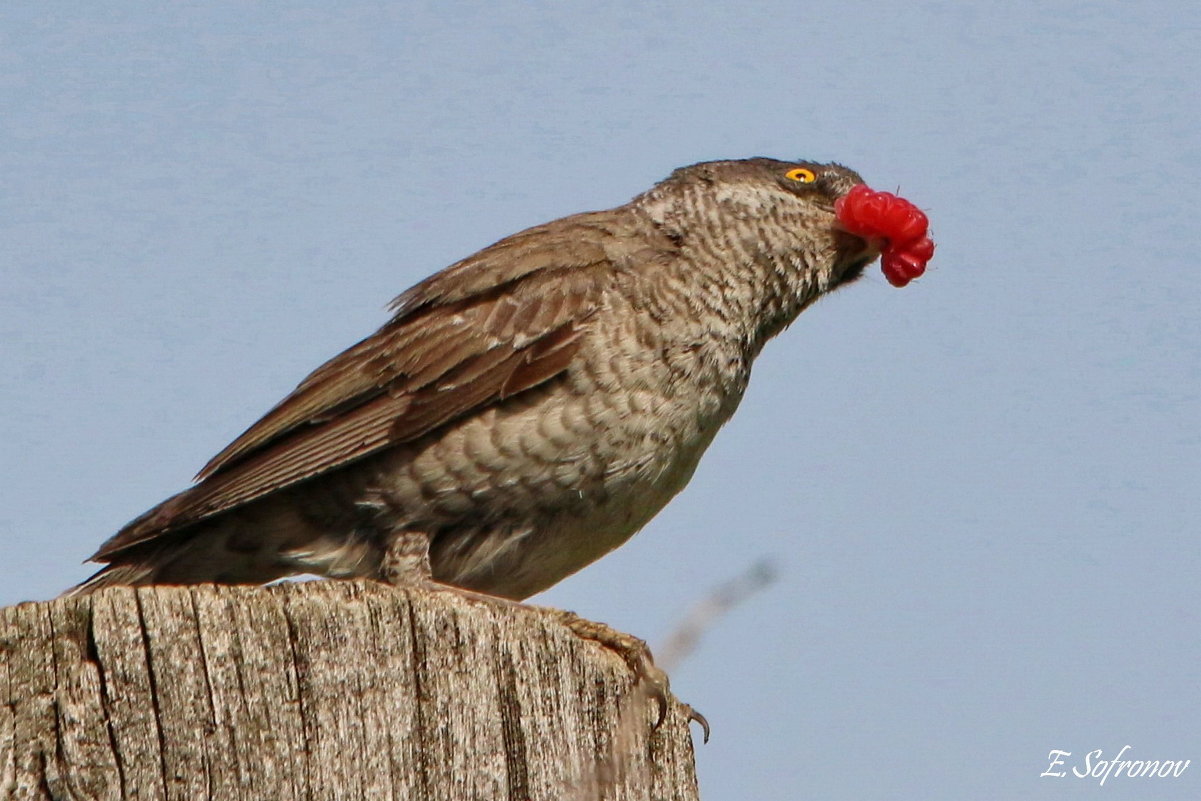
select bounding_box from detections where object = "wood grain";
[0,581,699,801]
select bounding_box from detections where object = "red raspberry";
[834,185,935,287]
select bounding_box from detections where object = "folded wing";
[94,218,613,560]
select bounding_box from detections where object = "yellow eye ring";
[785,167,817,183]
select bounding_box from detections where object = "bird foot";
[379,534,709,741]
[550,610,710,743]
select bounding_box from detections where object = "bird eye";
[785,167,817,183]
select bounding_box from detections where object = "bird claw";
[552,610,710,743]
[682,703,711,744]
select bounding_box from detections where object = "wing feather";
[93,224,614,560]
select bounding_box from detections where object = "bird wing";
[94,216,615,560]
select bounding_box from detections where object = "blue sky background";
[3,2,1199,798]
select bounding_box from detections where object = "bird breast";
[376,286,751,599]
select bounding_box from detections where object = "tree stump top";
[0,581,699,801]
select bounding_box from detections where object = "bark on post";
[0,581,700,800]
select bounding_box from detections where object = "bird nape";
[69,157,935,599]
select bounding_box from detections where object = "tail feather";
[62,522,383,598]
[63,489,386,598]
[61,563,159,597]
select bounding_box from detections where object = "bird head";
[633,158,933,295]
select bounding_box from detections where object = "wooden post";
[0,581,700,800]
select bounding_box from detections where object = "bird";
[69,157,928,600]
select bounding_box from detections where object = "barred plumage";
[70,158,882,598]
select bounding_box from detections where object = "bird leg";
[380,530,435,586]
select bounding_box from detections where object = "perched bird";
[70,158,933,599]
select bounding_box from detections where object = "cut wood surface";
[0,581,699,800]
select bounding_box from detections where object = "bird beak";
[833,223,885,264]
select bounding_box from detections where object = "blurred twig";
[656,557,777,672]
